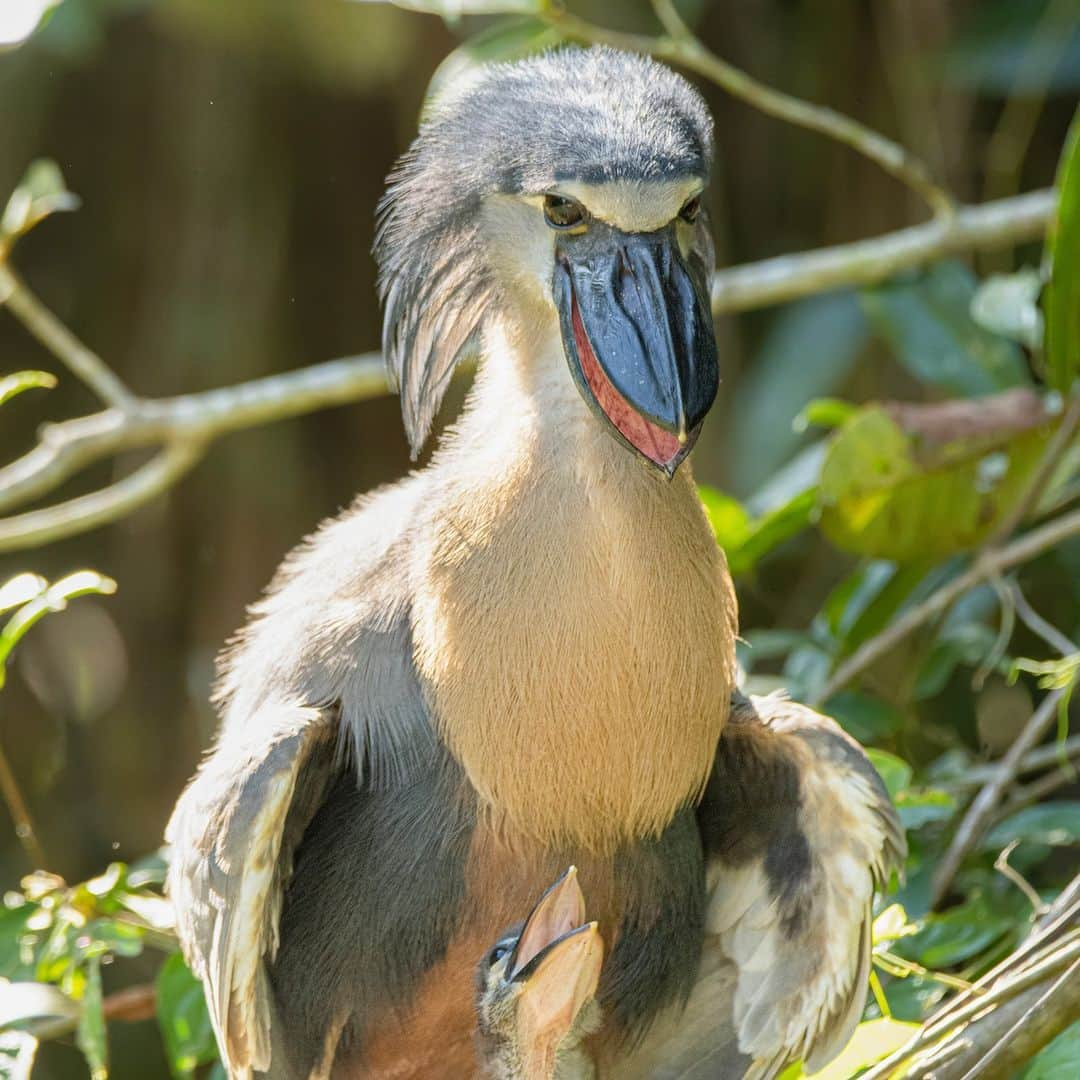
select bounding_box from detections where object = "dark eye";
[679,195,701,224]
[488,941,513,967]
[543,194,587,230]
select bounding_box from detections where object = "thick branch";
[710,189,1054,313]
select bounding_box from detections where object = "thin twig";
[949,736,1080,787]
[813,510,1080,705]
[0,738,46,867]
[930,687,1070,908]
[1010,581,1078,658]
[994,840,1048,917]
[0,264,135,410]
[0,443,204,553]
[984,393,1080,549]
[550,2,955,216]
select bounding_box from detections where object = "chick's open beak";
[554,223,719,476]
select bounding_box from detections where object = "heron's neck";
[417,310,737,851]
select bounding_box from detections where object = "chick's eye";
[488,942,512,967]
[679,195,701,224]
[544,194,586,230]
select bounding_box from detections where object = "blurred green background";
[1,1,1078,1076]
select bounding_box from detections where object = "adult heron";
[167,47,903,1079]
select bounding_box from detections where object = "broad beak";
[507,869,603,1080]
[554,223,719,476]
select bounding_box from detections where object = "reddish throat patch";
[571,294,683,469]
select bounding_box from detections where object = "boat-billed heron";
[476,867,602,1079]
[167,47,904,1079]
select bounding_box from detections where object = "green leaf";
[1045,106,1080,392]
[792,397,859,432]
[0,160,81,252]
[862,261,1031,395]
[818,405,1052,561]
[0,575,46,617]
[895,788,958,830]
[699,486,816,577]
[971,269,1044,350]
[866,749,912,799]
[0,371,57,407]
[915,621,1001,699]
[76,955,108,1080]
[808,1017,920,1079]
[1022,1018,1080,1079]
[823,691,905,742]
[156,952,219,1078]
[895,897,1012,968]
[424,16,563,109]
[0,570,117,687]
[982,801,1080,850]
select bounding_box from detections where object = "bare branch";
[930,688,1070,908]
[551,3,955,216]
[710,189,1055,314]
[813,509,1080,705]
[0,264,135,410]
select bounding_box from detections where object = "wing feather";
[166,703,335,1078]
[701,693,906,1078]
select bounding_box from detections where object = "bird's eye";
[543,194,587,231]
[679,195,702,224]
[488,942,512,968]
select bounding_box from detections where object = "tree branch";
[813,509,1080,706]
[930,687,1070,908]
[0,263,135,410]
[710,189,1054,313]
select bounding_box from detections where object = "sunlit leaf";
[376,0,548,16]
[982,801,1080,850]
[872,903,917,947]
[0,160,80,252]
[971,269,1044,350]
[861,261,1031,396]
[866,749,912,798]
[792,397,859,432]
[809,1017,920,1079]
[699,485,816,576]
[0,570,118,686]
[0,371,56,407]
[818,405,1053,561]
[156,952,219,1078]
[1022,1018,1080,1078]
[76,955,108,1080]
[0,575,46,616]
[1045,105,1080,392]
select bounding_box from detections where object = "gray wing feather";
[166,704,335,1078]
[703,693,905,1077]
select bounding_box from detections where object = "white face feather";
[479,179,704,318]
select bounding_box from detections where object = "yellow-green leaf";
[0,370,56,407]
[1045,106,1080,392]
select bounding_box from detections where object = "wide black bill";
[553,224,719,476]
